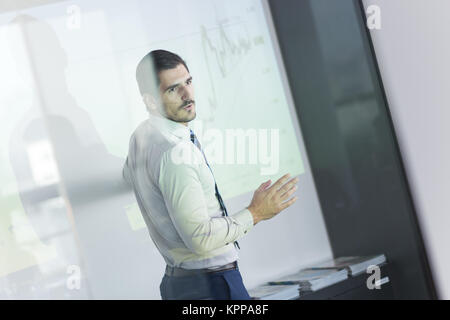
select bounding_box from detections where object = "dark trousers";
[160,268,251,300]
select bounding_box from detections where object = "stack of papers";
[268,268,348,292]
[248,284,300,300]
[308,254,387,276]
[249,254,387,299]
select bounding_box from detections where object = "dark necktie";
[190,129,240,250]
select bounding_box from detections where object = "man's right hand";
[247,173,299,225]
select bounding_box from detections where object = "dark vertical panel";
[268,0,436,299]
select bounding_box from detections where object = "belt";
[165,261,238,277]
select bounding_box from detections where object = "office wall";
[363,0,450,299]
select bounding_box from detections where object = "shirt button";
[226,243,229,245]
[244,231,247,234]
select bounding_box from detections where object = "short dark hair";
[136,49,189,96]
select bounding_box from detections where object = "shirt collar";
[148,113,191,141]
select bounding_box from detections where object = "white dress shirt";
[123,114,254,269]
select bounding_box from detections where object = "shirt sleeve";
[158,142,254,255]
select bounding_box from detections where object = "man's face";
[157,63,196,124]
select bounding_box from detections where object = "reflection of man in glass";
[123,50,299,300]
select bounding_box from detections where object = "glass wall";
[0,0,331,299]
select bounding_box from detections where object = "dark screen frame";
[267,0,437,299]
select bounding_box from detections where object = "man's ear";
[142,93,158,113]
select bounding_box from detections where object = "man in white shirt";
[123,49,299,300]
